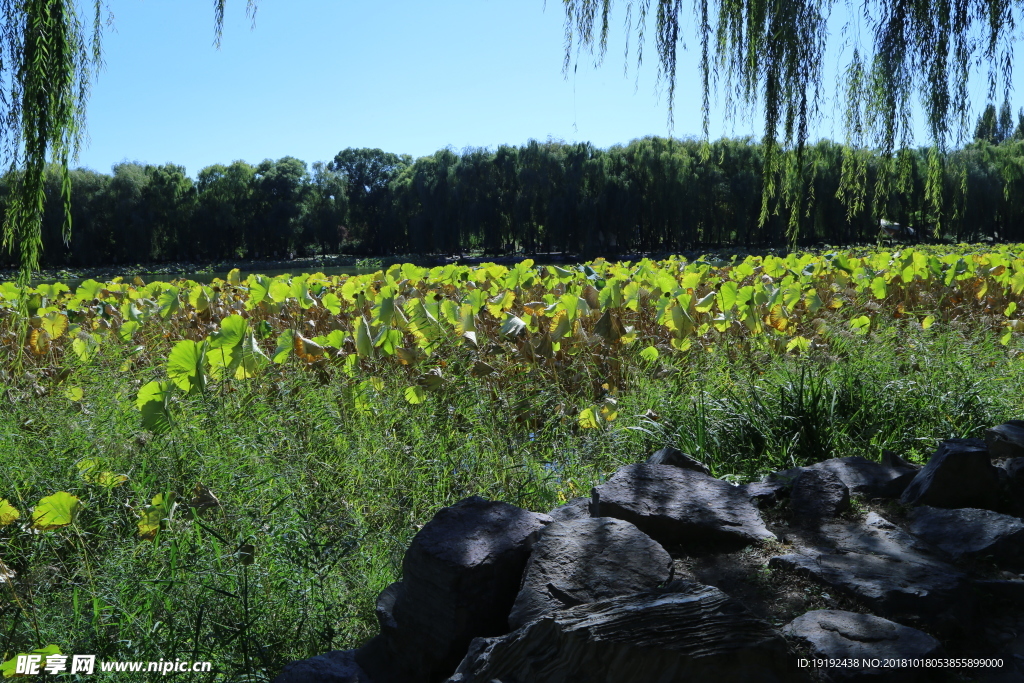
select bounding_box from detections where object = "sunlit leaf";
[577,407,600,429]
[227,268,241,286]
[404,385,426,404]
[138,492,176,541]
[639,346,659,363]
[31,492,81,531]
[41,311,67,339]
[167,340,207,393]
[137,380,174,434]
[0,499,20,526]
[1,645,61,678]
[64,386,83,401]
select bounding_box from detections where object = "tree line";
[3,130,1024,269]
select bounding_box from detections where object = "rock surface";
[507,517,673,629]
[591,463,776,549]
[907,506,1024,569]
[770,513,972,631]
[789,468,851,523]
[987,421,1024,460]
[273,650,371,683]
[900,438,1000,509]
[547,496,592,523]
[645,446,711,475]
[355,496,551,683]
[783,610,941,682]
[448,582,796,683]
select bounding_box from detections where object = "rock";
[789,468,850,523]
[741,480,789,507]
[815,454,919,499]
[507,517,673,630]
[782,610,941,682]
[646,446,711,475]
[907,507,1024,570]
[972,578,1024,608]
[769,513,973,632]
[1006,458,1024,485]
[900,438,1000,510]
[591,463,775,550]
[987,421,1024,460]
[758,454,919,503]
[448,582,796,683]
[273,650,372,683]
[547,496,592,523]
[355,496,552,683]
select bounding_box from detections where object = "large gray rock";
[591,463,776,550]
[782,610,941,682]
[547,496,592,523]
[812,454,919,499]
[908,506,1024,570]
[356,496,552,683]
[741,479,790,507]
[448,582,796,683]
[756,454,918,504]
[900,438,1000,509]
[987,421,1024,460]
[769,513,973,631]
[508,517,673,629]
[646,446,711,475]
[790,468,850,523]
[273,650,372,683]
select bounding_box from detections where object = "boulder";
[782,610,941,682]
[900,438,1000,510]
[769,513,973,631]
[907,506,1024,570]
[448,582,796,683]
[811,454,919,499]
[273,650,372,683]
[757,453,918,503]
[356,496,552,683]
[789,468,850,523]
[547,496,592,523]
[507,517,673,629]
[987,421,1024,460]
[591,463,775,550]
[646,446,711,475]
[741,479,790,507]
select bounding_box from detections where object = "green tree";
[329,148,410,255]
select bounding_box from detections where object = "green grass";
[1,321,1022,681]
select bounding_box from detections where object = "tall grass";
[1,322,1021,680]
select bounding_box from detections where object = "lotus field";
[1,246,1024,679]
[2,247,1023,428]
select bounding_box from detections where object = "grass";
[1,319,1022,681]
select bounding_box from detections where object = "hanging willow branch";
[0,0,103,288]
[560,0,1021,241]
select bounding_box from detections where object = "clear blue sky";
[74,0,1019,179]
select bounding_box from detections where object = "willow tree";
[559,0,1021,238]
[0,0,255,286]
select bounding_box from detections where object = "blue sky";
[74,0,1019,179]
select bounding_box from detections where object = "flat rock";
[356,496,551,683]
[790,468,850,523]
[273,650,372,683]
[988,421,1024,460]
[782,610,941,682]
[646,446,711,475]
[591,463,775,550]
[900,438,1000,510]
[760,454,918,502]
[508,517,673,629]
[547,496,592,523]
[769,513,972,631]
[908,506,1024,570]
[448,582,796,683]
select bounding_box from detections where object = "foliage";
[5,138,1024,271]
[561,0,1023,241]
[1,251,1022,679]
